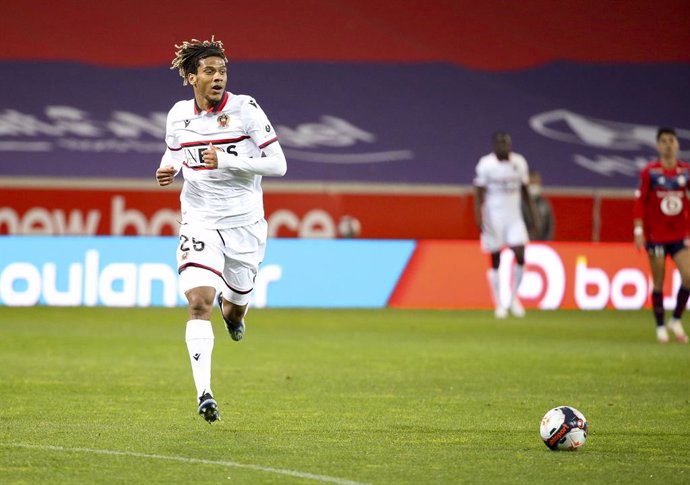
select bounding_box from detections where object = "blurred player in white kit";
[473,132,537,318]
[155,37,287,424]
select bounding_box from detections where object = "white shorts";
[480,216,529,253]
[176,219,267,305]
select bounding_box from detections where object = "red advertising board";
[0,183,634,241]
[0,186,181,236]
[389,241,670,310]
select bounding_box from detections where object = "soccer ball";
[539,406,588,451]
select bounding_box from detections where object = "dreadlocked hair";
[170,35,227,85]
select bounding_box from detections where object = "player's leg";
[480,215,506,318]
[218,293,248,341]
[183,283,219,422]
[646,244,668,343]
[218,219,268,340]
[508,245,526,317]
[177,225,225,422]
[668,244,690,343]
[506,219,529,317]
[488,251,507,318]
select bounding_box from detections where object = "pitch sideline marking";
[2,443,372,485]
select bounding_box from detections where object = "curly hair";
[170,35,227,85]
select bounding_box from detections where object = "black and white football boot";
[217,293,245,341]
[198,392,220,424]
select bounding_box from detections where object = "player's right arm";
[473,158,487,232]
[156,107,184,187]
[156,151,180,186]
[633,166,650,251]
[474,185,486,231]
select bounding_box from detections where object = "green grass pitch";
[1,307,688,484]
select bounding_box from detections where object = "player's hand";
[202,143,219,169]
[156,165,176,186]
[634,233,645,252]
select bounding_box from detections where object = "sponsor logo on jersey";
[660,194,683,216]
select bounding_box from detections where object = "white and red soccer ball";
[540,406,588,451]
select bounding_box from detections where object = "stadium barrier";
[0,183,635,241]
[0,236,680,310]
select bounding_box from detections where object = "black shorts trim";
[645,239,689,258]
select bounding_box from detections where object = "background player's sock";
[672,286,690,319]
[652,291,665,327]
[511,264,524,305]
[490,269,501,308]
[185,319,214,398]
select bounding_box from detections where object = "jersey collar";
[194,91,230,115]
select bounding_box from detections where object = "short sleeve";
[517,154,530,185]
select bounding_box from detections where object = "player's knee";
[186,291,214,319]
[681,275,690,289]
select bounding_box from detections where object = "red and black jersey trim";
[193,92,230,115]
[178,262,253,294]
[167,145,183,152]
[181,162,212,171]
[258,136,278,149]
[180,136,250,148]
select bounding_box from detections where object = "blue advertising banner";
[1,61,688,189]
[0,237,415,308]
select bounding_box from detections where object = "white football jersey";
[474,152,530,221]
[161,91,280,228]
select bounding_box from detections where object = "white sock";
[490,269,501,308]
[511,265,524,304]
[185,319,214,400]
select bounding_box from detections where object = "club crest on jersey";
[217,113,230,128]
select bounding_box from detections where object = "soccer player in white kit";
[473,132,537,318]
[155,37,287,424]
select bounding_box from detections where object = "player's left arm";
[520,158,539,235]
[204,98,287,176]
[522,184,539,234]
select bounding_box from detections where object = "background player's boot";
[667,318,689,343]
[217,294,245,341]
[494,306,507,319]
[656,325,670,343]
[510,298,525,318]
[198,392,220,424]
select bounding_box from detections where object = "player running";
[155,37,287,423]
[474,132,537,318]
[634,127,690,343]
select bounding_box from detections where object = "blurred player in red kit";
[633,127,690,343]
